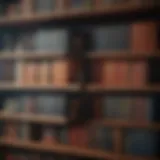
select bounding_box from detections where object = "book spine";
[131,61,146,87]
[40,61,49,85]
[51,60,69,86]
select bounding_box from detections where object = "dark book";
[89,124,113,150]
[33,0,56,12]
[0,60,15,82]
[124,129,159,156]
[92,25,130,51]
[37,95,66,116]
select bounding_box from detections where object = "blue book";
[125,129,159,156]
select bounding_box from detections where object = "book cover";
[125,129,159,156]
[131,21,157,54]
[92,25,130,51]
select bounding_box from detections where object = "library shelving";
[0,0,160,160]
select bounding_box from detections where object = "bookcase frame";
[0,0,160,160]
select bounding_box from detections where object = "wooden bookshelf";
[0,138,114,159]
[0,112,67,125]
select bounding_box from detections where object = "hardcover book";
[33,29,68,53]
[92,25,130,51]
[131,21,157,54]
[89,124,113,150]
[33,0,56,12]
[125,129,159,156]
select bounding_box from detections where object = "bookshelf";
[0,0,160,160]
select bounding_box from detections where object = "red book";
[102,61,117,88]
[115,61,129,88]
[131,21,157,54]
[69,126,88,148]
[131,62,146,88]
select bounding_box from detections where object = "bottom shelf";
[0,138,159,160]
[0,137,114,159]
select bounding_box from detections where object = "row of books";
[93,61,147,88]
[0,0,155,17]
[0,21,159,54]
[2,95,158,123]
[3,122,67,144]
[1,121,159,156]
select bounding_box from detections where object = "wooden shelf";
[0,51,159,61]
[87,84,160,92]
[0,112,67,125]
[88,51,160,60]
[0,138,115,159]
[95,120,160,130]
[0,4,153,25]
[0,83,80,91]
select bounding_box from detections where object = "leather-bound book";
[51,60,69,86]
[130,61,147,88]
[131,21,158,54]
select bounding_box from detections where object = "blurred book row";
[0,0,157,17]
[1,95,160,123]
[0,21,159,54]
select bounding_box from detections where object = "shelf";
[0,51,160,61]
[0,4,153,25]
[0,83,80,91]
[0,112,67,125]
[95,120,160,130]
[87,84,160,93]
[0,138,114,159]
[88,51,160,60]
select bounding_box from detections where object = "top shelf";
[0,4,155,26]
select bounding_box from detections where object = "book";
[131,21,157,54]
[51,60,69,86]
[37,95,66,116]
[3,123,17,140]
[130,61,146,87]
[33,29,68,53]
[115,61,130,88]
[103,96,132,120]
[101,61,117,87]
[41,126,58,144]
[3,98,20,114]
[69,126,89,148]
[0,60,15,82]
[18,123,30,140]
[70,0,93,9]
[131,97,154,122]
[33,0,56,12]
[89,124,113,150]
[125,129,159,156]
[92,25,130,51]
[40,61,49,85]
